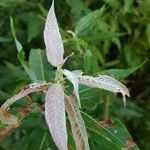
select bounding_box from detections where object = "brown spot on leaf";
[122,139,137,150]
[18,107,32,117]
[0,109,12,118]
[21,85,30,91]
[99,119,114,128]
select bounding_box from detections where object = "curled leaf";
[44,0,64,67]
[78,75,130,106]
[63,69,130,106]
[1,81,47,110]
[45,83,67,150]
[65,95,90,150]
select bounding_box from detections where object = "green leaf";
[13,116,55,150]
[75,6,105,35]
[66,0,88,21]
[0,37,11,43]
[10,17,37,81]
[0,0,24,7]
[112,101,143,119]
[66,0,86,12]
[38,3,47,17]
[27,12,43,42]
[82,112,140,150]
[89,131,120,150]
[29,49,45,81]
[103,0,121,9]
[17,50,25,64]
[124,42,147,67]
[83,31,126,42]
[22,64,38,82]
[119,19,131,34]
[10,17,22,52]
[25,127,45,150]
[101,61,145,80]
[29,49,54,81]
[79,86,103,110]
[140,1,150,13]
[124,0,133,13]
[10,17,24,63]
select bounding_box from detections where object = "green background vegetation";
[0,0,149,149]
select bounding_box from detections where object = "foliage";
[0,0,149,149]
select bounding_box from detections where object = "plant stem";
[103,96,110,120]
[103,93,113,120]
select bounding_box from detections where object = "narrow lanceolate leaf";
[65,96,90,150]
[1,81,47,110]
[63,69,129,106]
[78,75,130,106]
[44,0,64,67]
[63,69,81,107]
[45,84,67,150]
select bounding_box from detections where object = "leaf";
[66,0,88,20]
[65,96,90,150]
[45,83,68,150]
[75,6,105,36]
[0,37,11,43]
[63,69,130,106]
[78,75,130,106]
[124,43,146,67]
[29,49,55,82]
[27,12,43,42]
[82,31,126,42]
[29,49,54,82]
[10,17,37,81]
[79,86,102,110]
[124,0,133,13]
[13,119,55,150]
[10,17,23,57]
[44,0,64,67]
[63,69,81,107]
[0,0,24,7]
[29,49,46,81]
[25,127,46,150]
[38,3,47,17]
[1,81,47,110]
[89,131,120,150]
[101,61,146,80]
[82,112,140,150]
[22,65,38,82]
[104,0,121,9]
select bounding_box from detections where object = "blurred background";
[0,0,149,149]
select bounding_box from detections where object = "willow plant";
[0,0,130,150]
